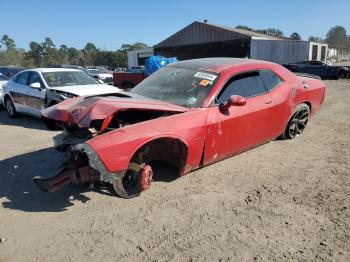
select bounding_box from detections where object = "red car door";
[203,71,275,165]
[259,69,293,138]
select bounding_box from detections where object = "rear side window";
[217,71,266,103]
[260,70,282,91]
[15,71,30,85]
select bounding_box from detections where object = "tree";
[290,32,301,40]
[59,44,69,54]
[58,44,69,64]
[83,42,97,53]
[82,42,98,65]
[264,28,284,37]
[120,42,149,51]
[235,25,252,31]
[325,26,348,49]
[113,50,128,67]
[67,47,80,64]
[1,34,16,50]
[26,41,43,67]
[41,38,60,66]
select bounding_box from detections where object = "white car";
[2,68,120,118]
[0,74,10,105]
[86,68,113,85]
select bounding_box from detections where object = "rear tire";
[280,103,310,139]
[336,70,346,80]
[5,97,18,118]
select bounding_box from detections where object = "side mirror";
[219,95,246,112]
[30,82,41,89]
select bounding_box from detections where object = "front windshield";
[42,71,100,87]
[130,67,219,108]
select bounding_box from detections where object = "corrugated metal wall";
[250,39,310,64]
[156,22,250,48]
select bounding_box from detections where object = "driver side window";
[29,72,44,87]
[217,71,266,104]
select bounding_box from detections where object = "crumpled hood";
[41,93,188,128]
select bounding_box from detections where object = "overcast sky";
[1,0,349,50]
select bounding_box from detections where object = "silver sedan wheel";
[6,98,15,117]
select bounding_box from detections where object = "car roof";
[168,57,274,73]
[28,68,81,73]
[0,65,26,69]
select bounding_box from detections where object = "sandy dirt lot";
[0,79,349,262]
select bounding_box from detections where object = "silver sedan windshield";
[42,71,99,87]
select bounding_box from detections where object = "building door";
[312,45,318,60]
[321,46,326,61]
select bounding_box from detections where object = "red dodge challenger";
[34,58,326,198]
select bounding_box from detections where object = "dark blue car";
[283,61,349,79]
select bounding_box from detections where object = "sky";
[1,0,349,51]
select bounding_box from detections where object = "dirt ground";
[0,79,349,262]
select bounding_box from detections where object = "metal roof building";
[153,21,328,64]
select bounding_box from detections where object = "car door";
[26,72,46,116]
[8,71,31,114]
[203,71,274,165]
[307,61,326,77]
[259,69,292,137]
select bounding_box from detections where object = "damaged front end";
[34,95,187,198]
[33,136,153,198]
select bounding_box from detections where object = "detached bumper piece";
[32,143,153,198]
[33,166,99,192]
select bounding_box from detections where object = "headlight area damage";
[33,143,152,198]
[33,95,188,198]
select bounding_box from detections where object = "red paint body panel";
[112,71,146,88]
[42,95,188,127]
[42,58,326,176]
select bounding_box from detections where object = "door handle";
[264,99,272,104]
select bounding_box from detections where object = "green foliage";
[235,25,252,31]
[0,49,24,65]
[120,42,148,51]
[255,28,284,37]
[290,32,301,40]
[325,26,348,49]
[1,35,16,50]
[0,34,149,68]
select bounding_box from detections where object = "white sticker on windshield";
[194,72,217,81]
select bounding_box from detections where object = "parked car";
[283,60,350,79]
[49,64,92,76]
[34,58,326,198]
[0,74,10,105]
[86,68,113,85]
[113,69,146,90]
[2,68,120,118]
[113,56,178,90]
[0,65,26,78]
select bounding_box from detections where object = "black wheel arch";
[129,137,188,175]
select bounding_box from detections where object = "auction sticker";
[194,72,217,81]
[199,79,211,87]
